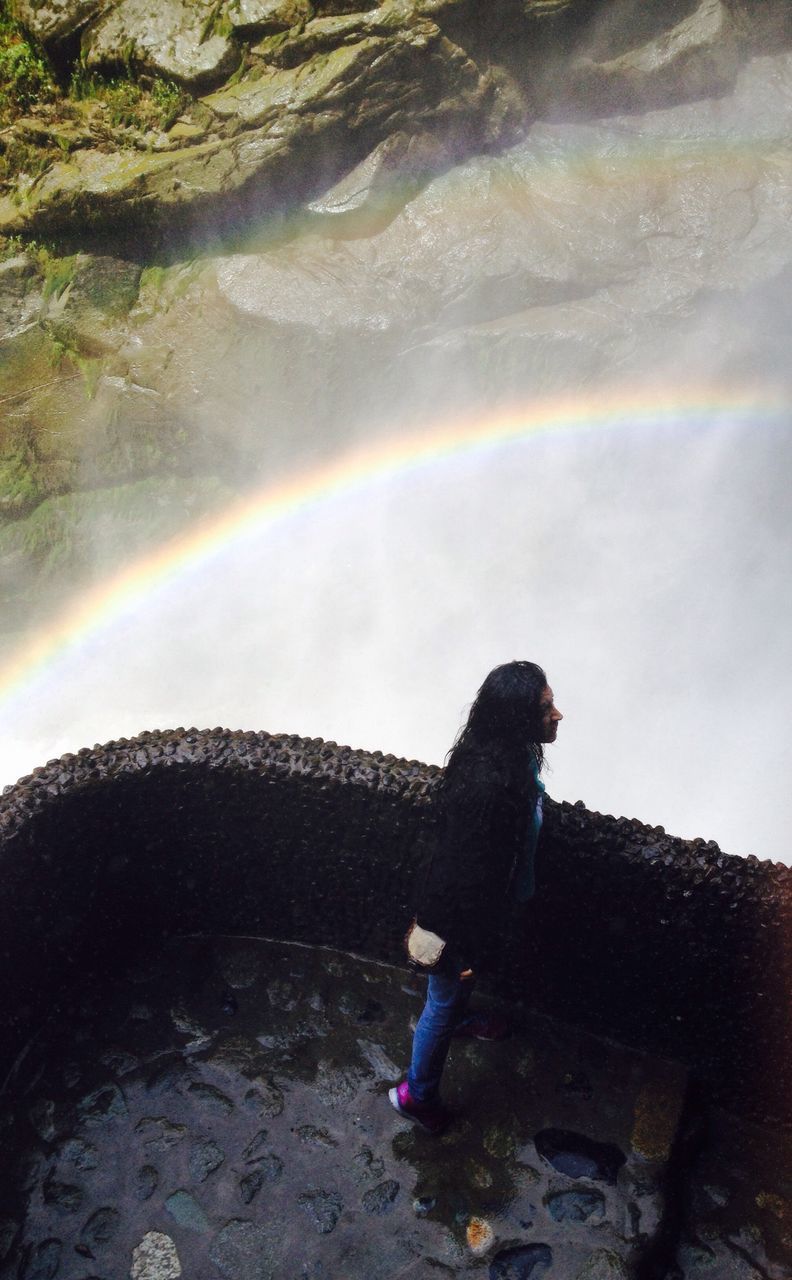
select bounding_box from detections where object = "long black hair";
[444,660,548,795]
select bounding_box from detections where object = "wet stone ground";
[0,936,777,1280]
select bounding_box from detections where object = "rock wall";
[2,0,790,250]
[1,727,789,1124]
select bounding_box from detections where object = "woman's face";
[538,686,563,743]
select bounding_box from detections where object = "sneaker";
[453,1011,511,1041]
[388,1081,450,1134]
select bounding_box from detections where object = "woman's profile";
[390,660,563,1133]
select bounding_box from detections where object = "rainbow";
[0,384,788,710]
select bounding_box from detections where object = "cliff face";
[2,0,792,643]
[2,0,783,250]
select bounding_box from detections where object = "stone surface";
[0,936,698,1279]
[11,0,105,43]
[84,0,241,87]
[568,0,741,111]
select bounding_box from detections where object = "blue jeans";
[407,971,474,1102]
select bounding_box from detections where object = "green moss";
[69,66,190,133]
[75,354,102,399]
[0,12,56,124]
[42,253,77,300]
[0,442,44,514]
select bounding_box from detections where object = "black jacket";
[415,747,538,972]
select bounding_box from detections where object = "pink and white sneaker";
[388,1081,450,1134]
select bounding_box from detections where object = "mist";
[2,41,791,866]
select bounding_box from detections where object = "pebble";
[164,1190,210,1233]
[130,1231,181,1280]
[187,1082,234,1115]
[189,1139,225,1183]
[298,1189,343,1234]
[533,1129,625,1185]
[80,1206,120,1249]
[467,1217,495,1255]
[209,1220,277,1279]
[489,1243,553,1278]
[547,1189,606,1223]
[135,1166,159,1201]
[77,1084,127,1126]
[362,1180,400,1214]
[19,1239,61,1280]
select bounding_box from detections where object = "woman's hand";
[459,968,474,980]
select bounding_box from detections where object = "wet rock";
[98,1047,139,1076]
[216,941,263,990]
[244,1080,284,1118]
[574,1249,630,1280]
[209,1219,277,1279]
[189,1139,225,1182]
[225,0,309,33]
[59,1138,98,1171]
[546,1188,606,1223]
[267,978,297,1010]
[42,1172,83,1213]
[533,1129,626,1185]
[187,1081,234,1114]
[569,0,741,113]
[19,1239,62,1280]
[489,1243,553,1279]
[77,1084,127,1125]
[356,1040,401,1081]
[165,1190,211,1232]
[80,1207,120,1249]
[0,1219,18,1261]
[28,1099,57,1142]
[135,1116,188,1150]
[298,1189,343,1234]
[362,1179,399,1214]
[483,1122,520,1160]
[238,1150,284,1203]
[467,1217,495,1255]
[13,0,104,44]
[171,1004,211,1047]
[130,1230,182,1280]
[413,1195,436,1216]
[355,998,385,1023]
[352,1145,385,1182]
[147,1059,189,1095]
[631,1078,686,1162]
[296,1124,337,1149]
[84,0,240,88]
[135,1165,160,1200]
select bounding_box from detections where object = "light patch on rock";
[130,1231,182,1280]
[466,1216,495,1255]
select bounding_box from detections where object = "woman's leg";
[407,971,474,1103]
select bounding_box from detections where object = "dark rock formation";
[0,727,789,1124]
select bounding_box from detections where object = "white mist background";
[4,405,791,864]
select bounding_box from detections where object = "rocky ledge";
[2,0,790,250]
[2,935,789,1280]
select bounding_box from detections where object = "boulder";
[83,0,241,88]
[567,0,741,111]
[223,0,310,33]
[10,0,106,45]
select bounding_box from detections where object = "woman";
[389,661,563,1133]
